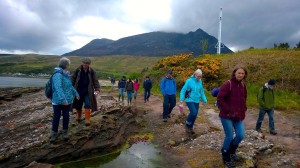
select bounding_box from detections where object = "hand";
[95,91,100,94]
[63,102,69,106]
[76,96,80,100]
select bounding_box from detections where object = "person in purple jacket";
[217,65,248,167]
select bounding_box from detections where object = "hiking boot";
[62,130,69,141]
[221,149,235,168]
[185,124,195,135]
[163,118,167,122]
[256,128,262,133]
[270,130,277,135]
[50,131,58,143]
[167,114,171,118]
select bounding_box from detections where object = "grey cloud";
[0,0,299,54]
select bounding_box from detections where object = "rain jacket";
[257,83,275,110]
[51,67,79,105]
[160,77,176,96]
[179,75,207,103]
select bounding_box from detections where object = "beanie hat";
[167,70,172,75]
[268,79,276,85]
[194,69,202,77]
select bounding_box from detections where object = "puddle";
[56,134,165,168]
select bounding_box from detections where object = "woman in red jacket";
[217,65,248,167]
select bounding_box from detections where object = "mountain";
[62,28,233,57]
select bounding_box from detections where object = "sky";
[1,0,299,55]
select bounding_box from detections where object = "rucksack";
[211,87,220,97]
[45,72,60,99]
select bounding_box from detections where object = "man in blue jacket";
[143,76,152,103]
[160,70,177,122]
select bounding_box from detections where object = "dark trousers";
[256,108,275,131]
[52,104,71,132]
[144,89,151,101]
[163,94,176,119]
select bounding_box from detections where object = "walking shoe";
[270,130,277,135]
[167,114,171,118]
[185,124,195,135]
[62,130,69,141]
[50,131,58,143]
[163,118,167,122]
[256,128,262,133]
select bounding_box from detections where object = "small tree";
[200,39,208,55]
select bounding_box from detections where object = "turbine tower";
[217,7,222,54]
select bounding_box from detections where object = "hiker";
[143,76,152,103]
[160,70,177,122]
[125,78,134,105]
[50,57,79,143]
[179,69,207,133]
[110,76,115,90]
[133,79,140,100]
[72,57,100,126]
[217,65,248,167]
[255,79,277,135]
[118,76,126,103]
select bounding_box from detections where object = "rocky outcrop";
[0,90,140,168]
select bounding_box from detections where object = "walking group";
[47,57,277,167]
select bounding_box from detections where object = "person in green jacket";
[255,79,277,135]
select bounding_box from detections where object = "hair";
[231,64,248,79]
[81,57,91,64]
[193,69,203,77]
[135,78,139,82]
[58,57,71,69]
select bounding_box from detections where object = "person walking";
[217,65,248,167]
[179,69,207,133]
[255,79,277,135]
[160,70,177,122]
[125,78,134,106]
[50,57,79,143]
[133,79,140,101]
[110,76,115,91]
[118,76,126,103]
[143,76,152,103]
[72,57,100,126]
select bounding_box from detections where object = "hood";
[53,67,69,76]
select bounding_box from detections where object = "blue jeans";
[255,108,275,131]
[186,102,200,128]
[52,104,71,132]
[119,88,125,96]
[163,95,176,119]
[127,91,133,100]
[220,117,245,151]
[74,94,91,110]
[144,89,151,101]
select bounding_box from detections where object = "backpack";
[45,72,60,99]
[211,87,220,97]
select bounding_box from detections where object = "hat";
[81,57,91,64]
[194,69,202,77]
[268,79,276,85]
[167,70,172,75]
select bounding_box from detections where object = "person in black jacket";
[143,76,152,103]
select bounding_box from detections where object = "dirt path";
[111,87,300,168]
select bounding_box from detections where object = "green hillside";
[0,54,161,79]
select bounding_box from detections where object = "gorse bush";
[152,53,221,89]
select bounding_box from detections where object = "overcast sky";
[1,0,299,55]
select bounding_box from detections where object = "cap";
[268,79,276,85]
[81,57,91,64]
